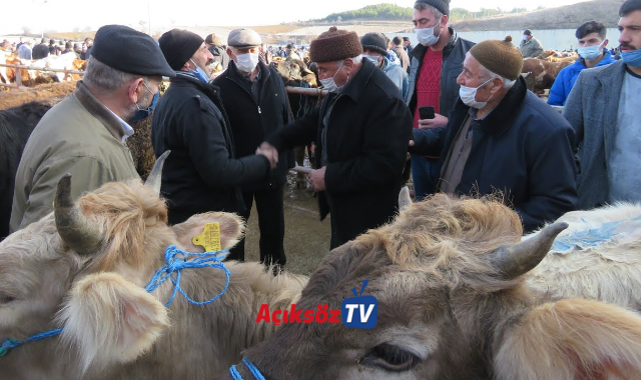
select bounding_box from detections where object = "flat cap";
[205,33,221,45]
[91,25,175,77]
[227,28,262,48]
[159,29,204,71]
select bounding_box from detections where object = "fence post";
[15,64,21,88]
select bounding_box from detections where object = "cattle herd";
[3,50,641,379]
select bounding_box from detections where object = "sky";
[2,0,589,35]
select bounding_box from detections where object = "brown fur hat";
[310,27,363,63]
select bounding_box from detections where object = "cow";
[0,100,57,241]
[224,194,641,379]
[521,58,573,95]
[0,155,308,379]
[537,49,579,62]
[270,59,321,189]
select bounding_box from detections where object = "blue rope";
[0,328,63,357]
[144,245,231,307]
[229,357,266,380]
[551,216,641,252]
[1,245,230,357]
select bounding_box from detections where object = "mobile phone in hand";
[419,106,435,120]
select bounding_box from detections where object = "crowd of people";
[7,0,641,272]
[3,36,94,60]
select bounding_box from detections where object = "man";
[205,33,230,71]
[411,38,577,233]
[285,44,301,60]
[10,25,173,232]
[391,35,410,72]
[548,21,615,106]
[212,29,292,268]
[564,0,641,209]
[406,0,475,200]
[403,36,413,55]
[83,37,94,60]
[263,27,413,249]
[32,38,49,59]
[17,39,33,60]
[152,29,276,226]
[361,32,409,98]
[519,29,544,58]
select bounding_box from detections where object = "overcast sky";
[2,0,589,34]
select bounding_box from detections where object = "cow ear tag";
[192,223,222,252]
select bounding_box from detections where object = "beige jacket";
[10,81,139,232]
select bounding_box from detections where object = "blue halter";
[1,245,230,357]
[230,357,266,380]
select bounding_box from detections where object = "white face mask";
[363,54,380,65]
[235,52,259,73]
[415,22,441,46]
[320,61,344,93]
[577,43,603,61]
[459,78,494,109]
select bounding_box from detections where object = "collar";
[459,76,527,136]
[107,109,134,142]
[74,81,129,141]
[337,58,377,103]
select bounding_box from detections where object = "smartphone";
[419,106,435,120]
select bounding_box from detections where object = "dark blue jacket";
[548,51,615,106]
[412,77,578,232]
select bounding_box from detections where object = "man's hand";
[418,113,448,129]
[256,142,279,169]
[308,166,327,192]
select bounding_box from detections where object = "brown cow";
[521,57,573,94]
[225,194,641,379]
[0,155,307,379]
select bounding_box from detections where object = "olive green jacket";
[10,81,139,232]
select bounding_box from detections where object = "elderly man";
[10,25,173,232]
[520,29,544,58]
[406,0,475,200]
[411,37,577,233]
[564,0,641,209]
[549,21,614,106]
[263,27,413,249]
[212,29,292,268]
[152,29,276,226]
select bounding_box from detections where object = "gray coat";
[519,37,544,58]
[563,60,626,209]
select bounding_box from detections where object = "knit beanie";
[159,29,204,71]
[360,32,388,55]
[469,36,523,81]
[310,27,363,63]
[415,0,450,15]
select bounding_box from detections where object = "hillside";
[452,0,624,31]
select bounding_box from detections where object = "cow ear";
[171,211,245,252]
[495,299,641,379]
[57,272,168,372]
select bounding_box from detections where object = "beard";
[125,90,154,122]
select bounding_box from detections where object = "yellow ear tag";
[192,222,222,252]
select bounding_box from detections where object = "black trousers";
[227,185,286,267]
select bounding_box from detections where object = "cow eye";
[360,343,419,372]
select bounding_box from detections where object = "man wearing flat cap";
[410,38,578,233]
[407,0,474,201]
[212,28,293,269]
[10,24,173,232]
[263,27,413,249]
[205,33,230,72]
[152,28,277,226]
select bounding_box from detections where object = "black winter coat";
[151,73,271,224]
[213,61,293,192]
[405,28,475,117]
[412,77,578,232]
[267,58,413,248]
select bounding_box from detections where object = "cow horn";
[144,150,170,195]
[491,222,568,279]
[398,186,412,212]
[54,174,102,255]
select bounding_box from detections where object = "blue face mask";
[130,88,159,123]
[621,48,641,67]
[190,59,210,83]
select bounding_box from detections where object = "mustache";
[620,43,638,50]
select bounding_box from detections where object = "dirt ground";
[242,173,331,276]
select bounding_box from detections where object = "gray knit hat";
[360,32,387,55]
[310,27,363,63]
[414,0,450,16]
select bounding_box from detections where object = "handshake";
[256,142,279,169]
